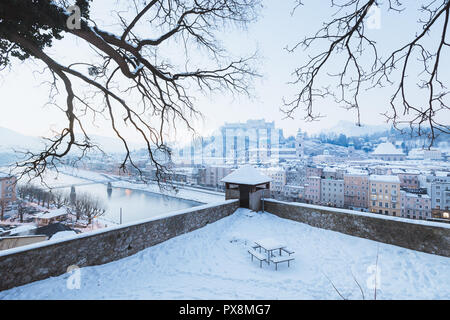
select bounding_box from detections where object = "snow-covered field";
[1,209,449,300]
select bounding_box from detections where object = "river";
[64,183,202,225]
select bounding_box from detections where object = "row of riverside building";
[298,166,448,221]
[168,162,448,222]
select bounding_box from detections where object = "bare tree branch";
[284,0,450,146]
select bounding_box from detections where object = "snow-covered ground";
[1,209,449,300]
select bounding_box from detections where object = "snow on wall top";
[221,165,271,185]
[265,198,450,229]
[0,199,239,257]
[372,142,404,155]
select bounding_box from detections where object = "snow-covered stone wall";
[264,199,450,257]
[0,200,239,291]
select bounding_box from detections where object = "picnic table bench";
[248,248,268,268]
[270,255,295,270]
[281,248,295,255]
[248,238,296,270]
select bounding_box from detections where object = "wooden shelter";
[221,165,271,211]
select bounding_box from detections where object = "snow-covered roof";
[345,168,369,176]
[50,231,77,240]
[372,142,404,155]
[403,169,420,175]
[35,208,68,219]
[369,175,400,183]
[401,191,430,199]
[221,165,271,185]
[436,171,450,177]
[7,225,37,236]
[262,167,285,173]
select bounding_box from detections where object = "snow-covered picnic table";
[249,238,295,270]
[254,238,286,258]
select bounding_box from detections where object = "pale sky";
[0,0,449,145]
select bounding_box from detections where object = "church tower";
[295,129,304,159]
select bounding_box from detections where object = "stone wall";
[0,200,239,291]
[225,188,240,200]
[264,199,450,257]
[249,189,264,212]
[0,235,48,251]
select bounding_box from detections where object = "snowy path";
[1,209,449,300]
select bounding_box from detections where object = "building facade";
[400,191,431,220]
[0,174,17,203]
[393,170,420,190]
[344,171,369,211]
[201,165,234,187]
[304,176,321,204]
[262,167,286,193]
[320,178,344,207]
[369,175,401,216]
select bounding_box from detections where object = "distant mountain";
[0,127,43,152]
[0,127,143,154]
[321,121,389,137]
[86,134,143,154]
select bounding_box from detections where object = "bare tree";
[0,0,260,182]
[284,0,450,146]
[70,192,105,225]
[53,190,68,209]
[0,198,8,221]
[17,200,25,223]
[81,194,105,225]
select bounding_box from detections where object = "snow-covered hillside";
[0,127,43,152]
[0,127,143,154]
[321,121,389,137]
